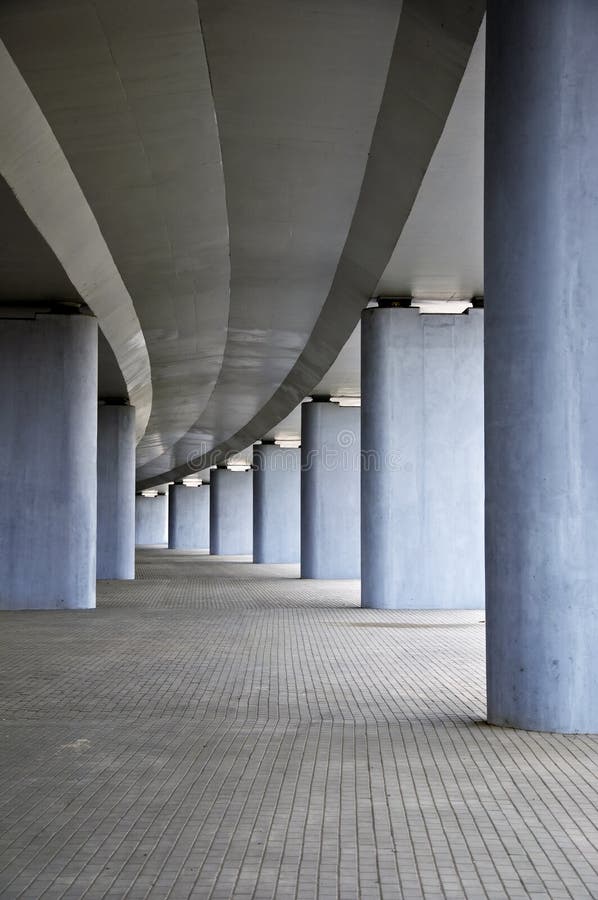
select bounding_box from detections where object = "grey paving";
[0,550,597,898]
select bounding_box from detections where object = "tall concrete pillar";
[0,313,97,609]
[135,493,168,546]
[253,443,300,564]
[361,307,484,609]
[168,483,210,550]
[210,468,253,555]
[301,400,360,578]
[97,403,136,579]
[485,0,598,732]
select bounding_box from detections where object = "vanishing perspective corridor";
[1,551,598,899]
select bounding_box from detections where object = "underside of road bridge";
[2,1,598,898]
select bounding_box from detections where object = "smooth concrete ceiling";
[138,0,485,488]
[262,19,485,446]
[0,1,485,487]
[134,0,403,484]
[0,0,227,452]
[377,20,485,301]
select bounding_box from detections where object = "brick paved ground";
[1,549,598,899]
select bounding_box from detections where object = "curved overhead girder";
[0,0,230,457]
[137,0,485,488]
[0,37,152,441]
[136,0,402,485]
[378,20,485,301]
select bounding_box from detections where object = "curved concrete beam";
[0,0,230,461]
[0,38,152,442]
[136,0,402,485]
[378,19,485,300]
[137,0,485,487]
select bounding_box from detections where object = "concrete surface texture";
[0,314,97,610]
[0,38,152,440]
[361,307,484,609]
[135,494,168,547]
[485,0,598,733]
[97,403,136,580]
[168,483,210,551]
[0,1,486,485]
[253,444,300,564]
[301,401,361,579]
[1,549,597,898]
[210,468,253,556]
[376,20,485,302]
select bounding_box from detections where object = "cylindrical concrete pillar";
[210,468,253,556]
[0,313,98,609]
[97,403,136,579]
[485,0,598,732]
[135,493,168,546]
[168,483,210,550]
[361,306,484,609]
[253,443,300,564]
[301,400,360,579]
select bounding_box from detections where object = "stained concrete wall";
[0,314,98,609]
[301,401,360,578]
[135,493,168,546]
[97,404,136,579]
[361,307,484,609]
[253,444,300,563]
[210,468,253,556]
[168,483,210,550]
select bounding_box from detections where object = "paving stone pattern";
[1,550,597,899]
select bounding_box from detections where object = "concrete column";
[485,0,598,733]
[253,443,300,564]
[301,400,360,579]
[97,403,136,579]
[168,483,210,550]
[0,313,97,609]
[135,493,168,546]
[210,468,253,555]
[361,307,484,609]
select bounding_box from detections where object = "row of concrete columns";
[134,309,484,606]
[0,288,589,736]
[2,0,597,732]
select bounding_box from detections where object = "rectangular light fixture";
[330,396,361,407]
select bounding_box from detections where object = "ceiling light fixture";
[330,396,361,407]
[413,299,473,314]
[376,295,477,315]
